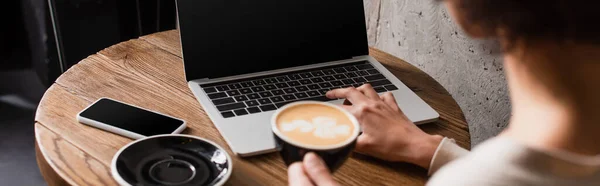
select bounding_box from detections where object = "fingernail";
[304,152,323,168]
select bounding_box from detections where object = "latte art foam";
[276,103,356,147]
[280,116,351,139]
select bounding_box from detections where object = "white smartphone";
[77,98,187,139]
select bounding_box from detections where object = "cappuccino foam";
[276,103,356,147]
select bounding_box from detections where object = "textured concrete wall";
[364,0,511,146]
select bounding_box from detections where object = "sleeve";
[427,137,469,175]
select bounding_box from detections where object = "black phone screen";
[79,98,184,136]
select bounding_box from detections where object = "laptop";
[176,0,439,156]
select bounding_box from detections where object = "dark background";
[0,0,176,184]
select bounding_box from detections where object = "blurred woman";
[288,0,600,185]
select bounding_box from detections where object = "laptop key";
[229,83,242,89]
[307,84,320,90]
[364,74,386,81]
[221,111,235,118]
[323,69,336,75]
[318,89,329,95]
[295,92,309,99]
[275,101,294,108]
[307,91,320,97]
[257,98,272,105]
[385,85,398,91]
[303,95,335,102]
[247,93,260,100]
[345,72,358,78]
[352,83,362,88]
[331,81,344,86]
[264,78,278,84]
[275,83,289,88]
[299,79,312,85]
[272,89,285,95]
[299,73,313,78]
[295,86,309,92]
[260,104,277,111]
[247,107,261,114]
[203,87,217,93]
[333,68,347,73]
[288,81,301,87]
[357,71,369,76]
[319,82,333,88]
[208,92,227,99]
[246,100,259,107]
[212,97,235,105]
[239,88,252,94]
[353,77,367,83]
[234,109,248,116]
[283,88,297,94]
[216,86,230,91]
[345,66,358,71]
[311,77,324,83]
[356,64,374,70]
[240,82,254,87]
[333,74,347,79]
[276,76,290,82]
[288,74,302,80]
[367,79,393,87]
[264,84,277,90]
[227,90,241,96]
[311,71,324,76]
[373,86,387,93]
[282,94,297,101]
[234,95,248,102]
[251,86,265,92]
[322,76,335,81]
[259,91,273,98]
[367,69,380,74]
[341,85,354,88]
[270,96,284,103]
[253,80,266,85]
[217,102,246,111]
[341,79,355,85]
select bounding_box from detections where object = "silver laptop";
[176,0,439,156]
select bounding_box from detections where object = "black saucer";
[111,135,232,186]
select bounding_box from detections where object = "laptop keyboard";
[201,61,399,118]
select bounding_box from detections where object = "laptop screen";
[177,0,369,81]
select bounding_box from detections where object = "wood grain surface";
[35,30,470,186]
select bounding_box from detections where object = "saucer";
[111,134,232,186]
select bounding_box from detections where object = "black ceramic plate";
[111,134,232,186]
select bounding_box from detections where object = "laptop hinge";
[190,78,211,85]
[191,56,370,86]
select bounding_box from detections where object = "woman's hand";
[288,152,340,186]
[326,84,443,168]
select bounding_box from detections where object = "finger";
[303,153,338,186]
[380,92,401,112]
[326,87,369,104]
[288,162,315,186]
[357,84,379,99]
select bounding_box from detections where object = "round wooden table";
[34,30,470,186]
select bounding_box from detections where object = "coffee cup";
[111,134,232,186]
[271,101,360,172]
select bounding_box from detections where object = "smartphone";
[77,98,187,139]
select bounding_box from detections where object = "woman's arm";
[288,85,469,185]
